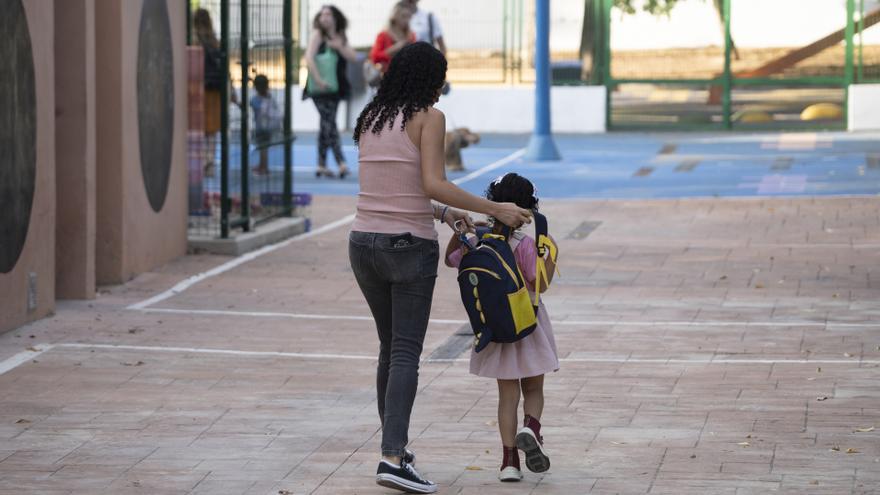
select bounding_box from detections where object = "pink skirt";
[469,302,559,380]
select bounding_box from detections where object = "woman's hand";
[491,203,532,229]
[444,208,474,233]
[326,36,345,51]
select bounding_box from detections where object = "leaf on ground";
[611,441,626,445]
[754,283,765,289]
[278,491,293,495]
[689,454,696,459]
[121,361,145,367]
[810,480,819,485]
[846,448,859,454]
[737,442,750,447]
[816,396,829,401]
[25,346,39,352]
[485,420,497,426]
[465,465,483,471]
[854,427,875,433]
[15,419,30,424]
[830,446,840,452]
[719,275,728,280]
[817,367,822,373]
[807,377,816,381]
[844,352,854,358]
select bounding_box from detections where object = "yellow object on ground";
[733,109,774,123]
[801,103,842,121]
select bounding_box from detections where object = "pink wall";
[95,0,188,285]
[0,0,56,333]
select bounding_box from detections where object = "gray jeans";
[349,231,439,457]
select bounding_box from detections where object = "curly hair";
[353,42,447,145]
[313,5,348,40]
[486,173,539,211]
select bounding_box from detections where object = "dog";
[445,127,481,171]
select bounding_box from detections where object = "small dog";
[445,127,481,171]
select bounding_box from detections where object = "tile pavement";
[0,196,878,494]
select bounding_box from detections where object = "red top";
[369,31,416,72]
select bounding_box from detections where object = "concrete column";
[0,0,56,333]
[95,0,188,285]
[55,0,96,299]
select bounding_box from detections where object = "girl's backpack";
[456,211,557,352]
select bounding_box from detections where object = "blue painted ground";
[207,131,880,200]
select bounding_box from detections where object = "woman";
[368,2,416,75]
[193,9,226,178]
[350,42,532,494]
[304,5,358,179]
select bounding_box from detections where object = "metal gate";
[187,0,297,239]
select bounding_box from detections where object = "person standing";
[193,8,233,178]
[304,5,359,179]
[350,42,532,494]
[368,2,416,75]
[404,0,446,54]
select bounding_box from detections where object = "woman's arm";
[326,35,359,63]
[305,31,327,88]
[419,109,532,228]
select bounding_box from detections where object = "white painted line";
[139,307,466,325]
[0,344,54,375]
[2,343,877,377]
[451,149,526,185]
[137,307,880,329]
[128,149,527,311]
[57,343,376,361]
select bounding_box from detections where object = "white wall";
[848,84,880,131]
[288,85,606,134]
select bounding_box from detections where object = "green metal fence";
[187,0,297,239]
[584,0,877,131]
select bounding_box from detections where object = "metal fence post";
[220,0,230,238]
[240,0,251,230]
[845,0,855,126]
[603,0,612,130]
[722,0,732,129]
[283,0,293,216]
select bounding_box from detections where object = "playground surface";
[2,131,880,494]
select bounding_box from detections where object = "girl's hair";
[486,173,539,212]
[193,9,218,48]
[313,5,348,40]
[388,2,415,32]
[353,42,447,144]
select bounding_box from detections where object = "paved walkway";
[1,191,878,494]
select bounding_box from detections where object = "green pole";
[186,0,192,45]
[220,0,230,238]
[722,0,732,129]
[240,0,250,230]
[858,0,864,82]
[845,0,855,86]
[603,0,611,130]
[845,0,855,127]
[283,0,293,216]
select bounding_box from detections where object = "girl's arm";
[419,109,532,228]
[444,232,465,268]
[305,31,327,88]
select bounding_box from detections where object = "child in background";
[250,74,281,176]
[445,173,559,482]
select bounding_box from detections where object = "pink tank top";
[352,112,437,240]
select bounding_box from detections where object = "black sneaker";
[403,448,416,466]
[376,460,437,494]
[516,426,550,473]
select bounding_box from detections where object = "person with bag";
[368,2,416,81]
[444,173,560,483]
[403,0,450,94]
[304,5,358,179]
[350,43,532,494]
[193,8,238,178]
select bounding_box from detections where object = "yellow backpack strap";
[531,211,557,306]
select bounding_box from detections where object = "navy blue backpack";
[456,211,557,352]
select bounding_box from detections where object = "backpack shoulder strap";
[531,211,557,306]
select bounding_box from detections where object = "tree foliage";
[612,0,683,16]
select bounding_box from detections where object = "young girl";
[445,173,559,482]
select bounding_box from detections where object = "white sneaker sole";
[516,427,550,473]
[499,466,523,482]
[376,473,438,494]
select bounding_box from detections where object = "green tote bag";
[307,45,339,95]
